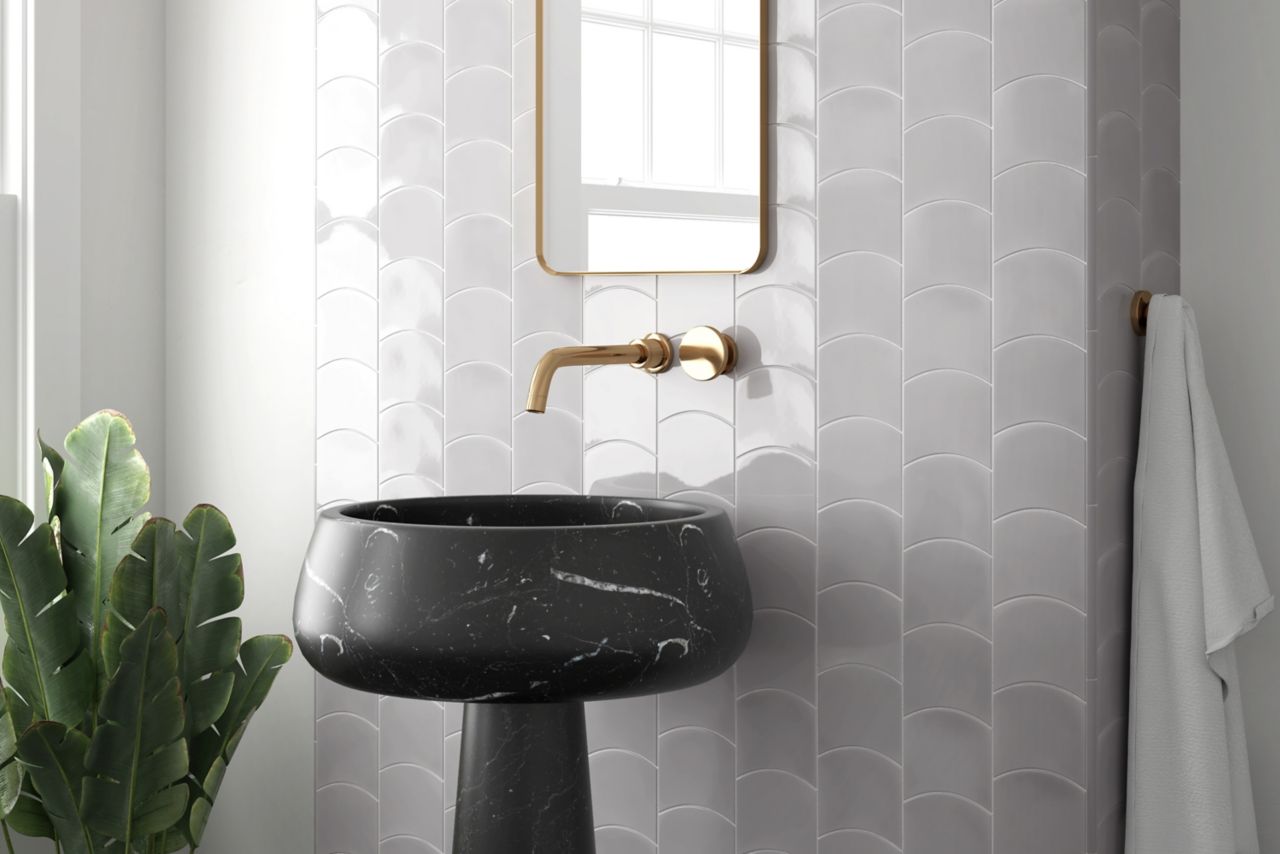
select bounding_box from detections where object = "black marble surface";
[453,702,594,854]
[293,495,753,703]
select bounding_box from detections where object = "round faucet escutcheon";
[679,326,738,381]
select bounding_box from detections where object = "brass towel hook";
[1131,290,1153,336]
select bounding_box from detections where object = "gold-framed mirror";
[537,0,767,276]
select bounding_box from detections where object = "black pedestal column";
[453,702,596,854]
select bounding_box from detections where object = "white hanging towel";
[1127,294,1273,854]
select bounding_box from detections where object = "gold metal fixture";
[525,333,674,413]
[1131,290,1153,336]
[679,326,738,381]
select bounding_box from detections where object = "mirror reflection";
[539,0,765,275]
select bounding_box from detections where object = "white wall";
[1183,2,1280,850]
[80,0,167,507]
[165,2,315,852]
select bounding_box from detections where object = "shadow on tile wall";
[313,0,1178,852]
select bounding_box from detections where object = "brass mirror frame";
[535,0,770,277]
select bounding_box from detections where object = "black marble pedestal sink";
[294,495,752,854]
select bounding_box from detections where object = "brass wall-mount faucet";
[525,326,737,414]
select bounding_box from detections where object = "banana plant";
[0,412,292,852]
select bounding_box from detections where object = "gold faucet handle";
[630,333,675,374]
[679,326,738,381]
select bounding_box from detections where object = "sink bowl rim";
[322,494,722,533]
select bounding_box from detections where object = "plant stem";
[53,839,61,854]
[0,821,13,854]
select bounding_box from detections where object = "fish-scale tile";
[993,424,1086,522]
[380,0,443,48]
[903,203,992,296]
[818,750,901,845]
[736,286,817,375]
[903,794,991,854]
[445,68,512,148]
[738,771,819,853]
[590,751,657,845]
[995,77,1088,176]
[773,44,818,134]
[903,624,992,722]
[512,410,581,491]
[818,170,903,263]
[994,164,1087,262]
[904,117,991,213]
[903,708,992,808]
[818,254,902,345]
[903,455,992,552]
[319,219,378,297]
[994,770,1085,854]
[319,78,378,156]
[736,609,817,703]
[818,88,902,180]
[659,810,732,854]
[380,764,446,847]
[818,419,901,514]
[738,447,818,540]
[381,187,444,265]
[583,442,656,497]
[445,214,511,295]
[380,43,444,123]
[904,32,991,128]
[994,337,1086,434]
[820,337,902,429]
[905,0,990,42]
[658,727,735,818]
[317,783,378,854]
[444,0,511,76]
[738,690,817,784]
[903,370,991,465]
[318,6,377,85]
[903,540,991,637]
[740,529,818,621]
[993,598,1087,699]
[994,0,1087,87]
[819,664,902,763]
[818,584,902,678]
[736,368,817,457]
[817,5,901,97]
[993,249,1087,347]
[993,510,1088,611]
[994,683,1087,785]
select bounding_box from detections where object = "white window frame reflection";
[580,0,760,194]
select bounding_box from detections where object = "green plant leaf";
[16,722,97,854]
[55,411,150,681]
[106,508,242,737]
[6,776,53,839]
[0,497,92,727]
[186,634,291,847]
[82,611,187,852]
[37,436,64,523]
[0,684,25,819]
[102,519,183,680]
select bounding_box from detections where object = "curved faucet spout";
[526,334,673,413]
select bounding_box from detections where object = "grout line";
[989,0,997,848]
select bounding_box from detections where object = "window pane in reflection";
[723,2,760,38]
[581,21,645,183]
[582,0,644,17]
[652,0,716,29]
[723,44,759,191]
[651,33,716,187]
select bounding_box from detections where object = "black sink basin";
[294,495,752,854]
